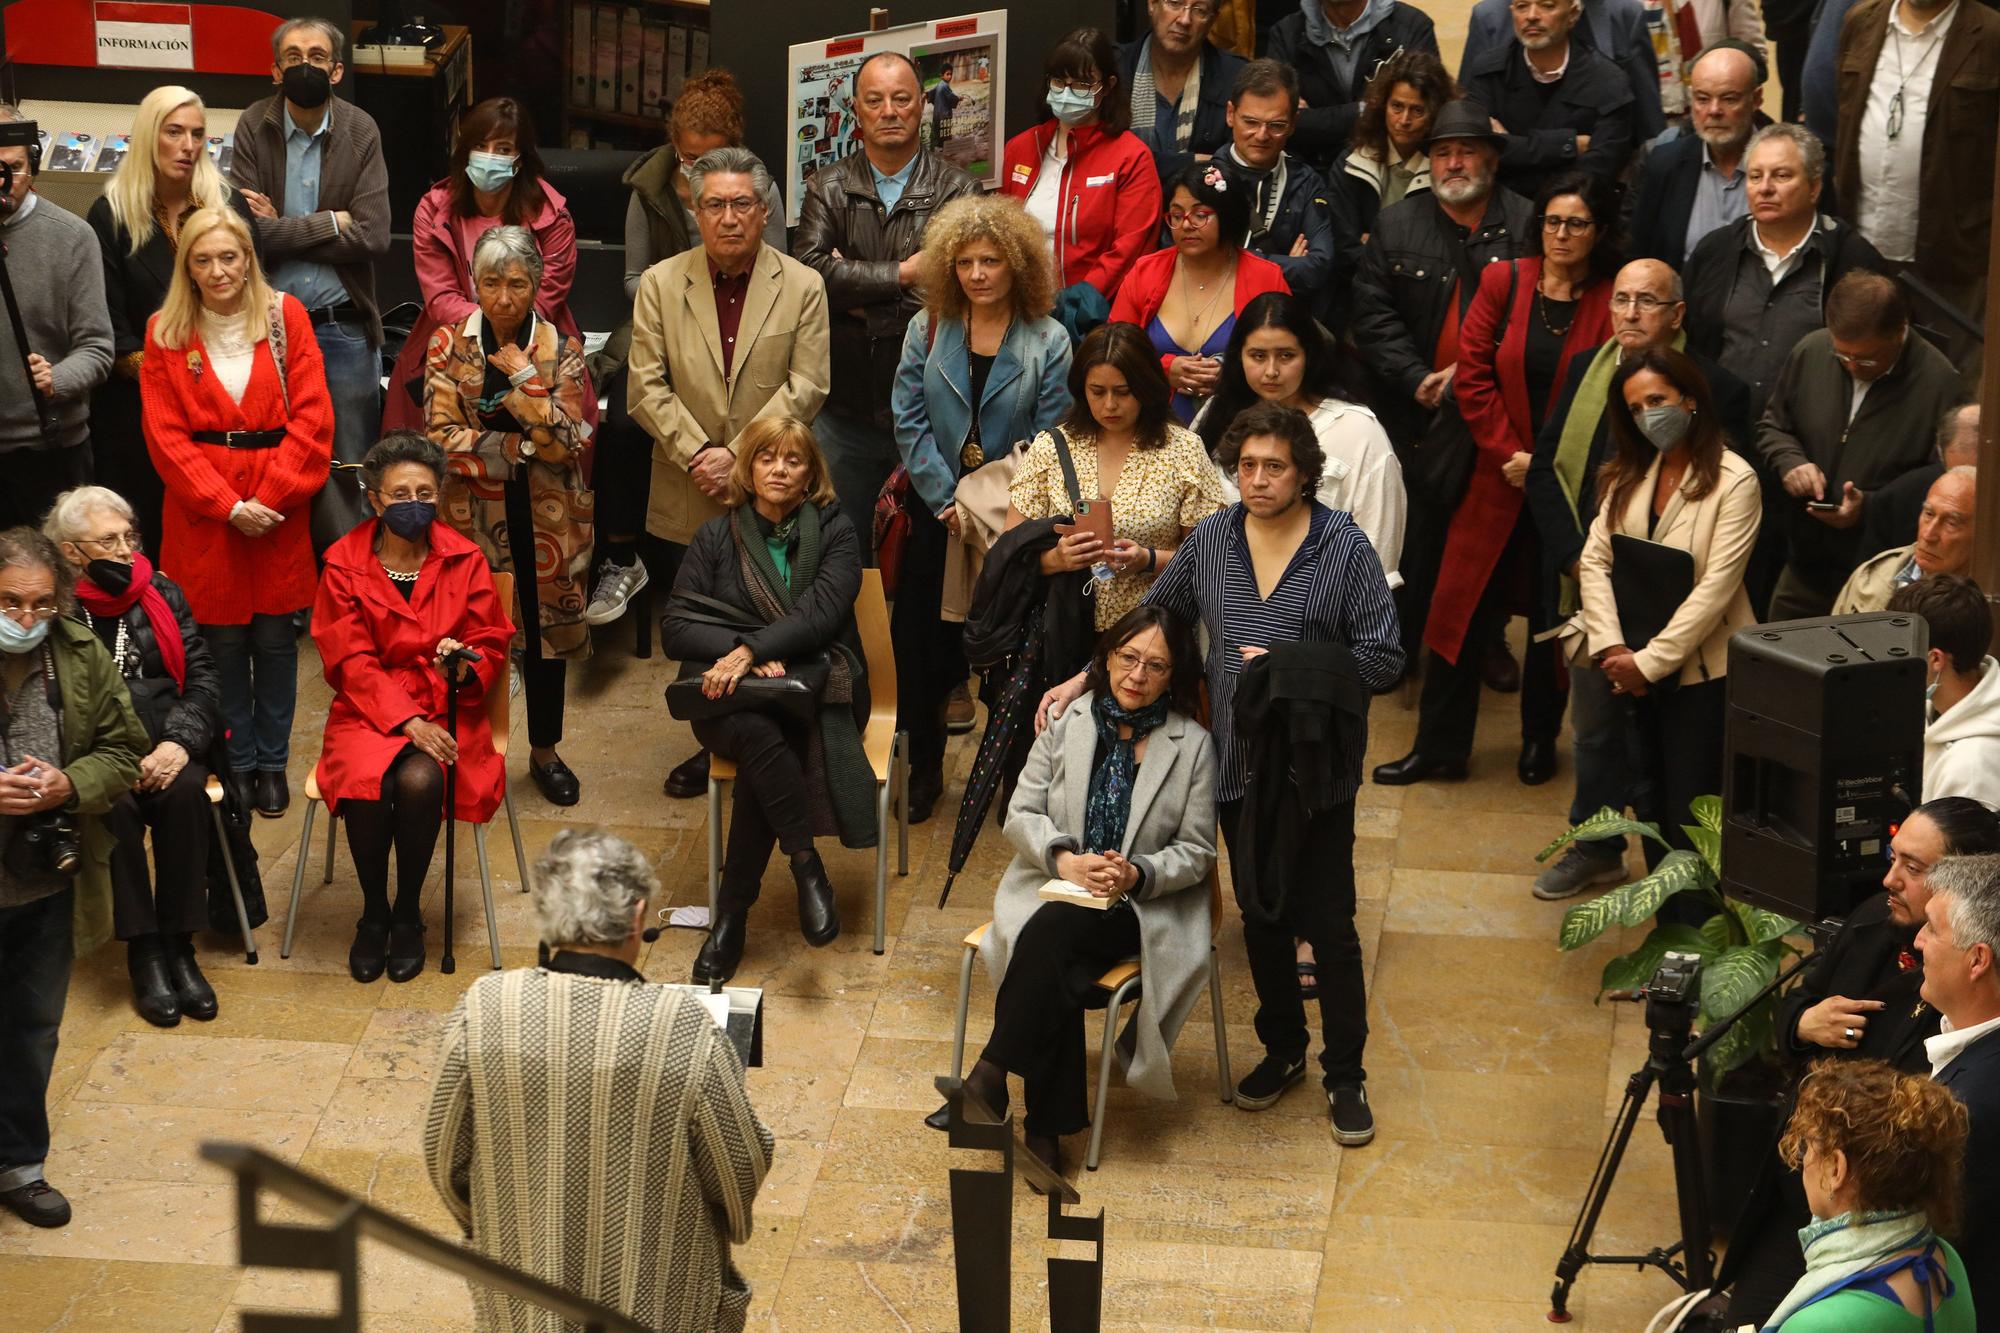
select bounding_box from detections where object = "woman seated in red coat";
[312,434,513,983]
[1108,162,1289,423]
[140,206,332,820]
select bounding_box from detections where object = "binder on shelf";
[592,3,620,113]
[641,21,667,117]
[567,1,593,108]
[618,7,644,116]
[689,27,709,79]
[665,22,688,101]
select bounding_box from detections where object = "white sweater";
[1923,657,2000,809]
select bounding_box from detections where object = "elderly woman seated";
[425,223,593,809]
[311,434,514,984]
[661,417,872,986]
[44,487,223,1027]
[923,605,1217,1178]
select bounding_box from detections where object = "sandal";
[1296,960,1320,1001]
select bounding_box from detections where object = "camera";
[0,117,41,198]
[6,810,83,880]
[1642,951,1703,1038]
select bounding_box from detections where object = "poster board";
[783,9,1006,227]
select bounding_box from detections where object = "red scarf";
[73,553,187,691]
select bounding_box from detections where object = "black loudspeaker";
[1722,613,1928,922]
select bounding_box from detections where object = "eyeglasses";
[1166,207,1218,229]
[373,488,439,504]
[75,532,142,554]
[1540,215,1597,235]
[1833,350,1890,371]
[1610,293,1675,312]
[1158,0,1218,18]
[697,196,763,217]
[1234,112,1294,136]
[0,601,59,623]
[1048,78,1103,96]
[278,52,336,69]
[1111,647,1172,679]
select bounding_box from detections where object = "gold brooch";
[186,350,204,381]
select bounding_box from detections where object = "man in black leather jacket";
[792,52,979,560]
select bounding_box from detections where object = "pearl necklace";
[80,609,138,678]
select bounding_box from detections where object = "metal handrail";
[201,1141,650,1333]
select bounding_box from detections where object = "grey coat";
[979,696,1217,1101]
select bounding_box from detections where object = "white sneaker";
[584,557,649,626]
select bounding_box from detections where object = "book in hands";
[1038,878,1114,910]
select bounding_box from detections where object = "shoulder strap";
[1050,426,1083,513]
[267,296,291,417]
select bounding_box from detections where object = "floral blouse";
[1010,421,1226,628]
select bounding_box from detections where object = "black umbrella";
[938,606,1046,909]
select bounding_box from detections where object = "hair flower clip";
[186,350,204,381]
[1202,163,1228,191]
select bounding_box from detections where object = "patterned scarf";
[1130,37,1202,152]
[1763,1209,1935,1330]
[1083,692,1171,855]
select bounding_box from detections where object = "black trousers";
[889,496,965,773]
[592,375,652,539]
[981,900,1143,1137]
[1395,492,1452,670]
[1221,796,1367,1088]
[0,444,92,531]
[502,474,566,748]
[92,381,164,553]
[692,711,815,913]
[1627,678,1727,866]
[105,761,212,939]
[1723,1167,1810,1326]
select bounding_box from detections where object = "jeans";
[813,409,902,567]
[0,886,75,1184]
[1567,664,1634,852]
[309,318,385,558]
[205,614,301,773]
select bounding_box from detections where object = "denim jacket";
[889,312,1073,516]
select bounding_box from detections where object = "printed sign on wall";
[94,2,195,70]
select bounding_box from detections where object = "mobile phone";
[1804,500,1840,512]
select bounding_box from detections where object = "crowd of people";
[0,1,1997,1328]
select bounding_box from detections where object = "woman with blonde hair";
[139,206,332,819]
[888,193,1073,822]
[87,86,258,550]
[1767,1059,1975,1330]
[661,418,872,985]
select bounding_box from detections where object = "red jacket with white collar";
[1000,120,1161,298]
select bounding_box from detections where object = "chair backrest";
[853,568,897,723]
[486,570,514,751]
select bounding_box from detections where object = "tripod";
[1548,948,1815,1321]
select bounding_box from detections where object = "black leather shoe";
[1517,738,1558,786]
[0,1178,71,1228]
[387,922,426,982]
[792,849,840,947]
[1481,640,1521,693]
[663,749,710,799]
[165,934,217,1021]
[529,756,581,807]
[127,936,180,1027]
[349,921,390,983]
[907,765,943,825]
[924,1102,952,1132]
[692,910,747,984]
[254,769,289,818]
[1371,751,1469,786]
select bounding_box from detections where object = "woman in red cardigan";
[1374,172,1616,790]
[141,206,332,819]
[1110,161,1289,423]
[313,434,513,982]
[1000,26,1162,302]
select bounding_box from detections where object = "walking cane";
[439,646,482,975]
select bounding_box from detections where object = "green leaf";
[1617,850,1713,927]
[1537,807,1667,863]
[1597,924,1713,993]
[1698,912,1734,955]
[1700,1002,1773,1080]
[1690,795,1723,834]
[1742,907,1803,946]
[1686,823,1723,877]
[1700,946,1781,1024]
[1558,889,1625,951]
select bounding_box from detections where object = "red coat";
[1425,257,1612,665]
[140,293,333,625]
[310,521,514,822]
[1000,120,1162,297]
[1108,245,1291,377]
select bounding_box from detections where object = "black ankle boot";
[692,909,747,985]
[127,935,180,1027]
[165,933,217,1020]
[791,849,839,947]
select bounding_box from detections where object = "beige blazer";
[627,243,830,544]
[1575,449,1761,687]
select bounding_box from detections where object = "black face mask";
[282,63,333,109]
[86,558,134,596]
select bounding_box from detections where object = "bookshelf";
[560,0,711,148]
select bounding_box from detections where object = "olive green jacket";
[45,614,148,953]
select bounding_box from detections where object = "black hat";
[1425,99,1506,150]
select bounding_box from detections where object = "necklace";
[381,563,421,584]
[1176,257,1233,339]
[79,609,137,678]
[1536,276,1577,337]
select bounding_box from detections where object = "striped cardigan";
[425,965,774,1333]
[1144,501,1402,804]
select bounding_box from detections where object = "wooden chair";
[202,776,259,963]
[946,870,1234,1171]
[281,572,528,970]
[706,568,910,954]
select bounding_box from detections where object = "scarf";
[1131,38,1202,152]
[1551,329,1688,615]
[1763,1209,1936,1331]
[728,503,877,848]
[1224,145,1289,240]
[1083,692,1171,855]
[474,311,538,429]
[73,553,186,691]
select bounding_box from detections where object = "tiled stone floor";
[0,615,1699,1330]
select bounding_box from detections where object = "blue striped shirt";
[1144,501,1403,803]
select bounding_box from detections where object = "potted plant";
[1540,795,1800,1232]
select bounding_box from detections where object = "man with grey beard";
[1626,42,1764,267]
[1833,0,2000,325]
[1350,99,1532,678]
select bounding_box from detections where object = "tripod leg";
[1550,1061,1658,1321]
[1659,1080,1715,1292]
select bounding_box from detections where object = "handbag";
[1407,261,1517,508]
[660,589,831,724]
[874,313,943,597]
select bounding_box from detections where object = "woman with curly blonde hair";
[888,194,1073,821]
[1764,1059,1975,1330]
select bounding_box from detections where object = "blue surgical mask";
[1047,85,1098,127]
[465,150,518,193]
[0,613,52,654]
[1927,664,1942,703]
[382,500,438,541]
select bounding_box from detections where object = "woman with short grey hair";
[471,225,544,294]
[532,828,660,947]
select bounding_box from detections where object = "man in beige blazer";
[629,145,830,797]
[629,146,831,550]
